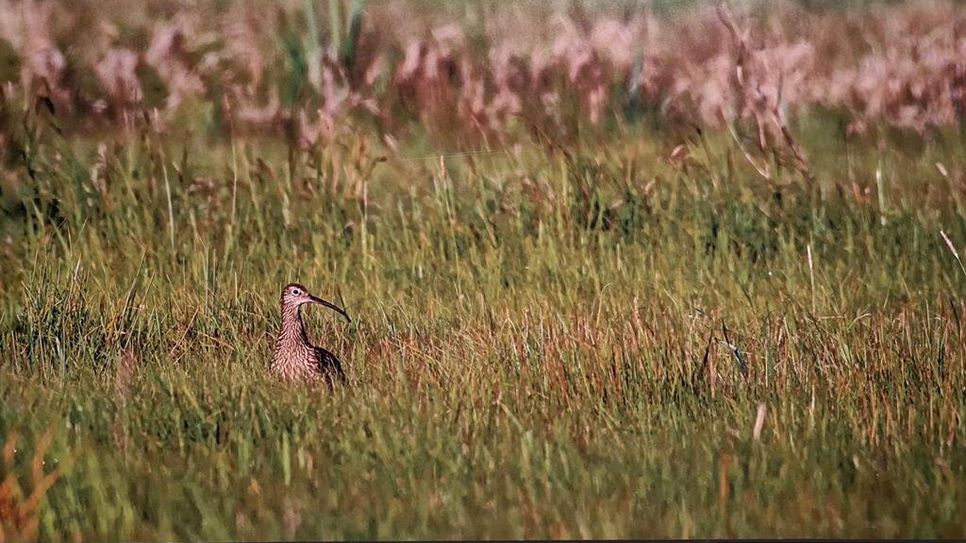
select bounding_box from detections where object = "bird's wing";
[314,346,347,385]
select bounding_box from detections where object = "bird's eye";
[291,288,301,296]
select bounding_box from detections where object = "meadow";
[1,0,964,540]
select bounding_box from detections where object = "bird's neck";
[279,304,310,345]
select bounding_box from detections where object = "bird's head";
[281,283,351,322]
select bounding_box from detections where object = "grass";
[0,111,964,539]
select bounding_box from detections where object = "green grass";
[0,116,964,539]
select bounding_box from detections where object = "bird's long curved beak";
[308,294,351,323]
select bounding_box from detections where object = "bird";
[271,283,351,385]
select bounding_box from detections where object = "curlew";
[271,283,351,385]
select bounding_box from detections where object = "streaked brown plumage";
[270,283,351,385]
